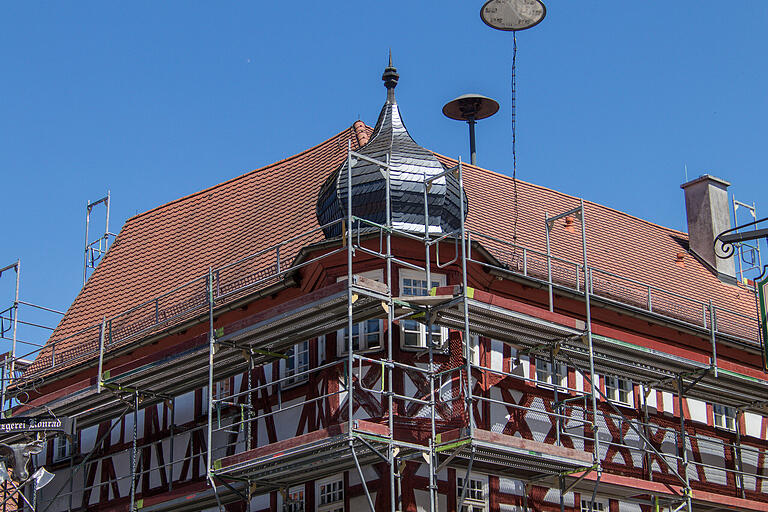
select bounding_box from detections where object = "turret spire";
[316,60,467,239]
[381,50,399,103]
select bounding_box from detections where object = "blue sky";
[1,1,767,353]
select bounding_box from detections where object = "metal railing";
[10,220,342,388]
[468,230,760,344]
[6,216,761,397]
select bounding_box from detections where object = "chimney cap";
[681,174,731,190]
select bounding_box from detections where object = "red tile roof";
[450,157,757,340]
[24,123,758,378]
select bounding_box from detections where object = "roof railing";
[5,220,760,390]
[467,229,759,344]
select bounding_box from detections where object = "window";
[338,270,384,354]
[713,403,736,431]
[535,360,567,389]
[581,500,605,512]
[285,485,305,512]
[605,375,633,406]
[53,435,70,462]
[468,335,481,366]
[399,270,447,349]
[317,475,344,512]
[281,340,310,388]
[457,474,487,512]
[215,379,231,401]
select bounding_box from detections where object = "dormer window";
[399,269,447,349]
[713,403,736,431]
[338,270,384,354]
[605,375,633,407]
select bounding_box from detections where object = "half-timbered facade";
[4,63,767,512]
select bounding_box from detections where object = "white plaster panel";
[174,390,196,425]
[645,388,657,410]
[251,492,271,510]
[499,476,524,495]
[351,494,373,511]
[491,339,504,371]
[745,412,763,438]
[89,460,102,505]
[111,417,123,445]
[171,430,191,481]
[112,451,131,498]
[275,398,302,441]
[687,398,707,424]
[414,488,429,511]
[490,387,509,434]
[80,423,98,453]
[525,396,550,443]
[662,392,674,414]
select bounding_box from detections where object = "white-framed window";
[338,270,384,354]
[468,335,481,366]
[535,360,567,389]
[457,473,487,512]
[317,475,344,512]
[53,435,70,462]
[605,375,633,406]
[399,269,447,349]
[281,340,310,388]
[285,484,305,512]
[713,403,736,431]
[581,499,606,512]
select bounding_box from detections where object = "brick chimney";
[681,174,736,281]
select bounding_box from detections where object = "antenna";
[442,94,500,165]
[477,0,547,256]
[83,191,116,286]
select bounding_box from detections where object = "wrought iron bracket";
[714,216,768,259]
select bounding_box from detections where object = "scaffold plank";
[435,428,592,479]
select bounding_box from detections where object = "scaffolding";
[3,147,768,512]
[0,260,65,414]
[82,191,116,287]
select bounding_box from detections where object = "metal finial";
[382,52,399,102]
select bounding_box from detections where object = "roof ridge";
[353,120,370,147]
[126,125,359,224]
[435,154,690,239]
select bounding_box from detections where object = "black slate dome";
[316,60,467,239]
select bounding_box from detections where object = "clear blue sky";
[1,2,767,353]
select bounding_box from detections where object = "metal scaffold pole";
[206,266,216,484]
[130,390,139,512]
[385,153,397,512]
[422,171,437,512]
[346,141,355,439]
[676,376,693,512]
[11,260,20,381]
[458,159,473,439]
[579,199,600,472]
[345,142,375,512]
